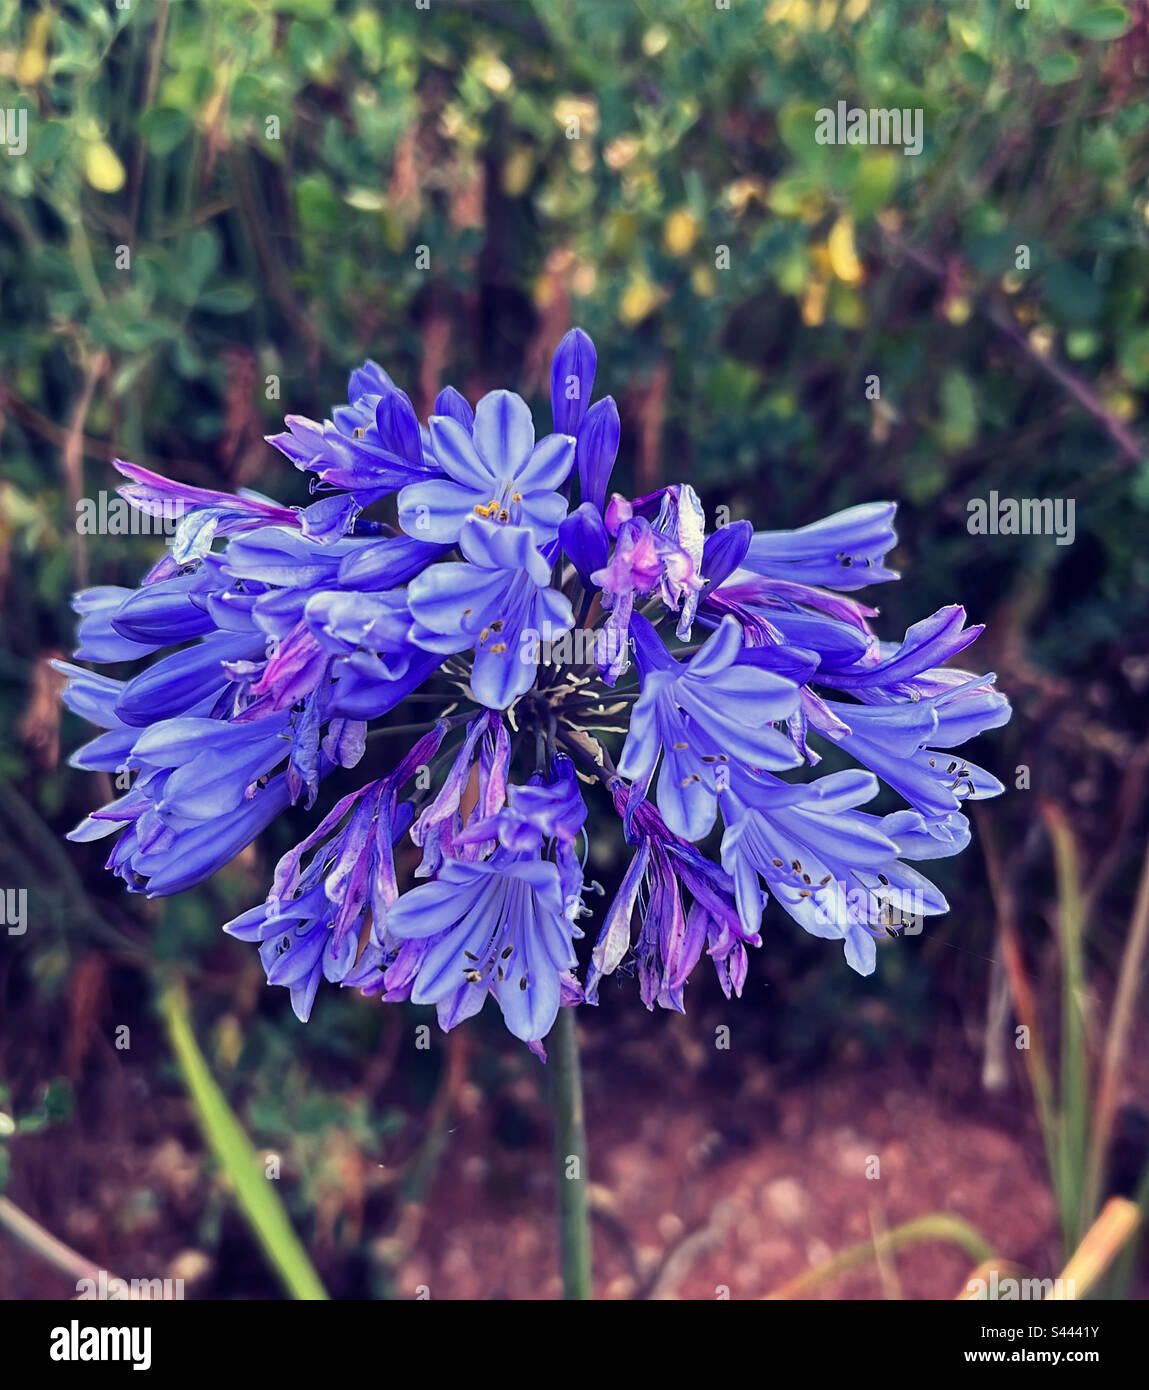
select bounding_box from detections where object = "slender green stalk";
[549,1006,592,1299]
[158,978,328,1301]
[1083,837,1149,1223]
[763,1213,995,1300]
[1045,806,1090,1249]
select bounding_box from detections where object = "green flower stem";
[549,1005,593,1299]
[158,978,328,1301]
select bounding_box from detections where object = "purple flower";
[398,390,574,544]
[384,854,580,1043]
[61,326,1011,1046]
[617,614,802,840]
[408,518,574,709]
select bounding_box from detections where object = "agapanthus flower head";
[60,328,1010,1049]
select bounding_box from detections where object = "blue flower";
[61,326,1012,1045]
[398,390,574,544]
[617,614,802,840]
[384,854,580,1043]
[718,770,950,976]
[742,500,899,590]
[408,518,574,709]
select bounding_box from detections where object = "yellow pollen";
[479,627,490,643]
[490,642,507,654]
[511,491,522,502]
[490,620,504,632]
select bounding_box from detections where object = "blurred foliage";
[1,0,1149,1297]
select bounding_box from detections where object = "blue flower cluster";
[59,329,1010,1050]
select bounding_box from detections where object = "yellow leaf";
[83,141,126,194]
[501,147,533,197]
[691,264,717,297]
[479,56,513,95]
[816,0,839,31]
[664,208,699,257]
[801,276,828,327]
[827,216,864,285]
[344,188,387,211]
[16,12,51,87]
[945,295,972,325]
[619,277,665,326]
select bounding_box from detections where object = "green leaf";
[939,369,978,452]
[197,283,255,314]
[158,981,328,1301]
[1042,263,1103,324]
[138,106,193,156]
[1068,6,1132,40]
[1036,51,1081,85]
[850,154,899,220]
[957,52,993,87]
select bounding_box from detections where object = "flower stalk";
[549,1006,592,1299]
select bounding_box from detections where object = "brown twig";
[880,232,1144,465]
